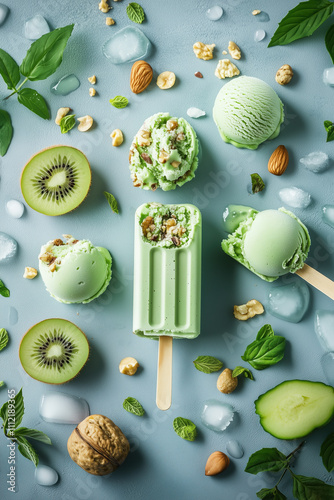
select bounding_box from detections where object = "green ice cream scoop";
[213,76,284,150]
[222,207,310,282]
[39,238,112,303]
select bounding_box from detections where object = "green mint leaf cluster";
[256,486,287,499]
[60,114,76,134]
[173,417,197,441]
[123,397,145,416]
[0,329,9,351]
[232,366,254,380]
[325,24,334,63]
[126,3,145,24]
[109,96,129,109]
[320,432,334,472]
[241,325,286,370]
[0,389,51,466]
[0,279,10,297]
[324,120,334,142]
[193,355,223,374]
[0,24,74,156]
[251,173,265,194]
[104,191,119,214]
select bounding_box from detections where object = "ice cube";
[323,68,334,86]
[6,200,24,219]
[321,352,334,386]
[267,281,310,323]
[314,310,334,352]
[35,464,58,486]
[278,187,311,208]
[0,3,9,26]
[51,74,80,96]
[39,392,90,424]
[187,107,206,119]
[24,15,50,40]
[8,307,18,325]
[254,11,270,22]
[201,399,234,432]
[299,152,329,173]
[206,6,223,21]
[226,440,244,459]
[103,26,151,64]
[254,29,266,42]
[322,205,334,229]
[0,232,17,263]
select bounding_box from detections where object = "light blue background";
[0,1,334,498]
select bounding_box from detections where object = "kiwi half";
[19,318,89,384]
[21,146,91,216]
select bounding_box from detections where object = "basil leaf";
[193,355,223,374]
[257,487,287,500]
[0,49,20,90]
[268,0,334,48]
[0,278,10,297]
[291,473,334,500]
[232,366,254,380]
[251,173,265,194]
[126,3,145,24]
[20,24,74,81]
[257,324,275,341]
[60,114,76,134]
[0,328,9,351]
[16,436,39,467]
[241,336,286,370]
[320,432,334,472]
[325,24,334,64]
[109,95,128,109]
[14,427,51,445]
[104,191,119,214]
[324,120,334,142]
[0,110,13,157]
[17,89,49,119]
[123,397,145,416]
[245,448,288,475]
[173,417,197,441]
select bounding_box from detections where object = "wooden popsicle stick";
[156,336,173,411]
[296,264,334,300]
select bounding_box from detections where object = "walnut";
[137,129,151,146]
[67,414,129,476]
[132,175,142,188]
[234,299,264,321]
[141,216,154,237]
[176,132,185,141]
[215,59,240,79]
[165,218,176,232]
[159,149,169,163]
[53,239,64,246]
[99,0,111,13]
[39,252,54,263]
[23,267,38,279]
[166,119,178,131]
[275,64,294,85]
[193,42,215,60]
[228,41,241,60]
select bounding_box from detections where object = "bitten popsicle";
[133,203,202,409]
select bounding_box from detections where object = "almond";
[205,451,230,476]
[130,60,153,94]
[268,145,289,176]
[217,368,238,394]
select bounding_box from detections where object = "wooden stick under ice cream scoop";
[296,264,334,301]
[156,336,173,411]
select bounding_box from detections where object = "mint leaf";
[173,417,197,441]
[325,24,334,64]
[193,355,223,374]
[0,49,20,90]
[268,0,334,47]
[251,173,265,194]
[245,448,288,475]
[14,427,51,445]
[232,366,254,380]
[16,436,39,466]
[17,89,50,119]
[0,382,4,388]
[126,3,145,24]
[0,279,10,297]
[241,335,286,370]
[20,24,74,81]
[109,96,128,109]
[324,120,334,142]
[13,388,24,429]
[104,191,119,214]
[60,114,76,134]
[291,473,334,499]
[257,324,275,341]
[0,328,9,351]
[320,432,334,472]
[257,487,287,499]
[0,110,13,157]
[123,397,145,416]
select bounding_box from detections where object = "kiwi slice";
[21,146,91,216]
[19,318,89,384]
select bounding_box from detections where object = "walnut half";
[233,299,264,321]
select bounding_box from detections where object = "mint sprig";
[126,3,145,24]
[123,397,145,416]
[104,191,119,214]
[173,417,197,441]
[0,279,10,298]
[0,329,9,351]
[109,95,128,109]
[193,355,223,374]
[232,366,254,380]
[241,325,286,370]
[324,120,334,142]
[320,432,334,472]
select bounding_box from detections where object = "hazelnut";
[119,357,139,375]
[275,64,294,85]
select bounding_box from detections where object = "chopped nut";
[166,218,176,232]
[119,357,139,375]
[23,267,38,279]
[62,234,73,240]
[275,64,294,85]
[49,262,57,272]
[215,59,240,79]
[110,128,124,147]
[77,115,94,132]
[89,87,97,97]
[137,129,151,146]
[39,252,54,263]
[156,71,176,90]
[151,183,157,191]
[217,368,238,394]
[141,216,154,237]
[222,50,227,55]
[99,0,111,13]
[159,149,169,163]
[193,42,215,60]
[194,71,203,78]
[132,175,142,188]
[141,152,152,164]
[252,9,261,15]
[166,119,178,131]
[171,236,180,246]
[233,299,264,321]
[106,16,115,25]
[53,239,64,246]
[228,41,241,60]
[171,161,181,168]
[55,107,71,125]
[88,75,96,84]
[176,132,185,141]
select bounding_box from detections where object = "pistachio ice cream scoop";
[129,112,199,191]
[39,237,112,303]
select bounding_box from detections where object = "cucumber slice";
[255,380,334,439]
